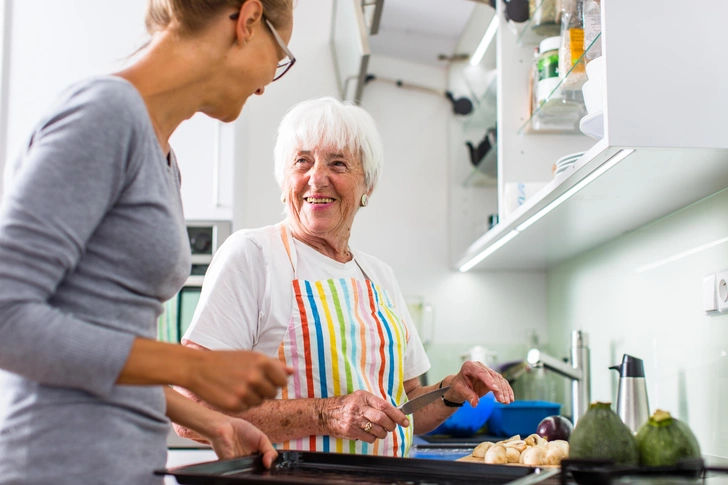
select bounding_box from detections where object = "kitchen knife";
[398,386,451,415]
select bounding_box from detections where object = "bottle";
[535,36,562,107]
[582,0,602,59]
[610,354,651,434]
[559,0,586,91]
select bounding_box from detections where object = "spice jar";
[535,36,561,106]
[529,0,560,36]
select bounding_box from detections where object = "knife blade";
[398,386,451,415]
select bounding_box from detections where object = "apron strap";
[278,221,373,281]
[277,222,297,276]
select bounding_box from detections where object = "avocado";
[569,402,639,465]
[636,409,701,466]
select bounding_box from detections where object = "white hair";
[273,97,384,192]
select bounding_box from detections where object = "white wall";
[2,0,147,188]
[546,188,728,458]
[1,0,232,220]
[233,0,547,381]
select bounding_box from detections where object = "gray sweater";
[0,77,191,484]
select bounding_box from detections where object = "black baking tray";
[559,458,728,485]
[158,450,543,485]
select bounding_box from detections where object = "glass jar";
[529,0,560,36]
[535,36,561,106]
[582,0,602,59]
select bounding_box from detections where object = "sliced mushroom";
[484,444,508,464]
[544,447,565,466]
[472,441,494,458]
[504,440,527,453]
[524,434,540,447]
[521,446,545,466]
[506,447,521,464]
[546,440,569,457]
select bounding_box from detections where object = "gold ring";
[363,421,373,433]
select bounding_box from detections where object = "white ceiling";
[369,0,477,67]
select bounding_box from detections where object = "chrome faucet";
[527,330,591,426]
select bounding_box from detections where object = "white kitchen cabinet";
[1,0,233,220]
[451,0,728,272]
[171,114,234,221]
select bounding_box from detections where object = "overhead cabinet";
[450,0,728,272]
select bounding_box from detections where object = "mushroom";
[506,447,521,463]
[544,447,565,466]
[521,446,545,466]
[484,445,508,464]
[504,440,527,453]
[472,441,494,458]
[546,440,569,457]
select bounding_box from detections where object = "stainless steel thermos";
[610,354,650,433]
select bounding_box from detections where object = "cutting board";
[456,454,560,468]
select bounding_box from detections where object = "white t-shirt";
[184,224,431,382]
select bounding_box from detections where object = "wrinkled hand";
[209,418,279,469]
[186,350,292,413]
[446,361,514,406]
[323,391,410,443]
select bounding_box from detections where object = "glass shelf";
[515,0,561,46]
[462,156,498,188]
[517,32,601,135]
[463,74,498,133]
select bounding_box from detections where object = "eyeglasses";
[230,12,296,81]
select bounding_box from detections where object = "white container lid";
[539,36,561,54]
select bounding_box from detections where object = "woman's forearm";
[173,384,329,444]
[238,398,330,443]
[117,338,197,387]
[165,387,225,439]
[410,377,460,435]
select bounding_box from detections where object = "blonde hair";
[145,0,293,35]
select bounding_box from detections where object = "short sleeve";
[183,232,266,351]
[393,282,431,381]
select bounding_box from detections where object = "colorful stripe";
[275,225,412,456]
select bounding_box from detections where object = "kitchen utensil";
[398,386,451,415]
[579,111,604,139]
[610,354,650,433]
[556,152,585,166]
[159,450,540,485]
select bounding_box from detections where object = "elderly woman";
[176,97,514,456]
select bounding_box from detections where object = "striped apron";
[274,223,414,456]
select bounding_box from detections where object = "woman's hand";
[184,349,292,413]
[445,361,515,406]
[322,391,410,443]
[208,417,279,468]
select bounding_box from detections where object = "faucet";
[527,330,591,426]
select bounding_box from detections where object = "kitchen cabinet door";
[1,0,234,220]
[170,113,234,221]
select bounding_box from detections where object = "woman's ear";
[233,0,264,45]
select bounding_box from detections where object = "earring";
[361,194,368,207]
[281,194,286,203]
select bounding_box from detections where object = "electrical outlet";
[704,273,718,313]
[717,270,728,313]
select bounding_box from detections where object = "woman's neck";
[114,32,217,153]
[287,220,353,264]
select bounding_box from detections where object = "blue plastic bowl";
[426,392,496,438]
[486,400,561,437]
